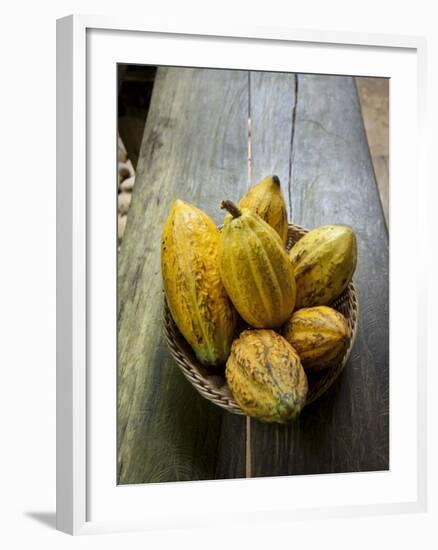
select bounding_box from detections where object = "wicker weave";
[163,223,359,415]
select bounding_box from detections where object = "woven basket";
[163,223,359,414]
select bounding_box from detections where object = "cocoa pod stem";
[221,200,242,218]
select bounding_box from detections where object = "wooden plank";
[249,71,296,212]
[117,67,249,484]
[250,73,389,476]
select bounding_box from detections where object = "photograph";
[116,64,389,485]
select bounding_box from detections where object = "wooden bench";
[117,67,389,483]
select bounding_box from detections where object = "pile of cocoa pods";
[161,176,357,423]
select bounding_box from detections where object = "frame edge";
[56,14,87,535]
[57,15,428,533]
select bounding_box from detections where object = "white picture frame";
[56,14,428,535]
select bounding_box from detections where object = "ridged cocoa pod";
[282,306,351,371]
[238,175,288,245]
[161,200,236,366]
[219,201,296,328]
[289,225,357,308]
[226,329,308,423]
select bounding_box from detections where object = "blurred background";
[117,66,388,243]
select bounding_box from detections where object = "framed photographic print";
[56,15,427,535]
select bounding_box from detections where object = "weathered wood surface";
[117,67,249,483]
[250,74,389,476]
[249,72,296,205]
[118,69,389,483]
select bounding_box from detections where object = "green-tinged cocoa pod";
[219,201,296,328]
[289,225,357,308]
[161,200,236,366]
[282,306,351,371]
[226,329,308,423]
[238,175,288,245]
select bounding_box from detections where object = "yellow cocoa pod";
[289,225,357,308]
[219,200,296,328]
[161,200,236,366]
[238,175,288,245]
[282,306,351,371]
[226,329,308,423]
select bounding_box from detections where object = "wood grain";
[250,73,389,476]
[249,71,296,209]
[117,67,249,484]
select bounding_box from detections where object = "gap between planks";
[288,74,299,219]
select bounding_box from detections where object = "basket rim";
[163,222,359,417]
